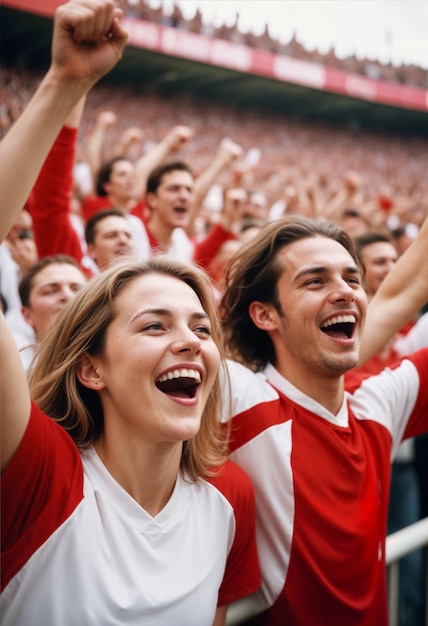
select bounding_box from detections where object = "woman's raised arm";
[0,0,128,470]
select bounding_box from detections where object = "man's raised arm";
[360,215,428,364]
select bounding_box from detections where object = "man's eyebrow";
[164,183,193,190]
[102,229,131,235]
[293,265,361,281]
[38,279,84,289]
[38,281,62,289]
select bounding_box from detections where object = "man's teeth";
[321,314,356,328]
[157,369,201,384]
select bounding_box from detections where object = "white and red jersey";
[1,402,260,626]
[222,348,428,626]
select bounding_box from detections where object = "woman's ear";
[248,301,278,331]
[76,354,105,390]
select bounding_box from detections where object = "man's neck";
[107,193,131,212]
[147,215,174,250]
[275,360,346,415]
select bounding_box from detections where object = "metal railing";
[226,517,428,626]
[386,516,428,626]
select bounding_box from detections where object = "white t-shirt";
[1,403,260,625]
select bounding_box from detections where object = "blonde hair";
[29,257,229,481]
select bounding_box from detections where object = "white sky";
[148,0,428,69]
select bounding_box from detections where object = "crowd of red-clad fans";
[2,63,427,242]
[116,0,428,87]
[1,0,427,308]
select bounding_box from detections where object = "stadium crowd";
[2,60,428,626]
[2,66,428,239]
[116,0,428,87]
[1,1,427,625]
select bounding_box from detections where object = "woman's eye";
[143,322,163,331]
[194,325,211,336]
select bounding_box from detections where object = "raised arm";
[188,138,244,235]
[0,0,128,471]
[0,313,31,472]
[134,124,194,199]
[84,109,118,187]
[28,97,87,264]
[0,0,128,242]
[193,187,246,272]
[359,215,428,364]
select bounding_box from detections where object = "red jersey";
[222,348,428,625]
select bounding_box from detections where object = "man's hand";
[49,0,128,89]
[217,138,244,166]
[5,232,38,276]
[221,187,247,233]
[164,125,194,152]
[96,110,117,129]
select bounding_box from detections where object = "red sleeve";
[344,350,402,393]
[403,347,428,440]
[1,401,83,591]
[27,126,84,264]
[81,195,113,222]
[346,348,428,440]
[192,224,236,273]
[207,460,261,606]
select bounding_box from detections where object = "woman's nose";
[172,327,202,354]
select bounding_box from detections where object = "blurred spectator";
[0,210,38,360]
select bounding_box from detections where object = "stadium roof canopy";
[2,1,428,134]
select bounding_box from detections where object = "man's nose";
[178,187,191,200]
[118,232,131,245]
[330,278,356,302]
[59,286,76,303]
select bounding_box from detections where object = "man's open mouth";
[320,314,356,339]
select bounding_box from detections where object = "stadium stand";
[1,3,427,625]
